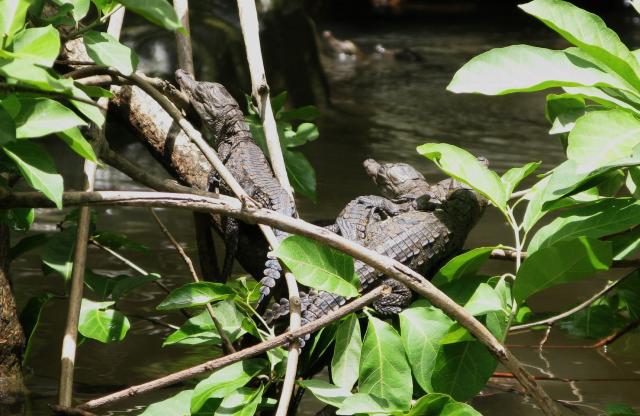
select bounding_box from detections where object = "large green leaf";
[336,393,394,415]
[3,141,63,208]
[285,148,317,202]
[214,385,264,416]
[566,110,640,171]
[417,143,506,213]
[157,282,234,310]
[514,237,612,303]
[140,389,192,416]
[163,301,246,346]
[83,31,138,75]
[275,235,359,297]
[330,313,362,390]
[70,84,105,127]
[0,0,30,44]
[519,0,640,91]
[78,299,130,342]
[57,0,91,20]
[400,305,453,392]
[42,227,76,281]
[407,393,482,416]
[431,340,497,401]
[463,283,504,316]
[12,25,60,67]
[432,247,494,287]
[56,127,98,162]
[190,359,267,413]
[4,97,87,139]
[359,316,412,411]
[545,93,586,135]
[448,45,633,95]
[116,0,182,31]
[298,380,352,408]
[528,198,640,253]
[0,58,73,92]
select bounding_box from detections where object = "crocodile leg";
[372,278,413,315]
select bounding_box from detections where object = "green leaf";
[463,283,504,316]
[501,162,541,199]
[432,247,494,286]
[214,385,264,416]
[91,230,148,251]
[56,0,91,20]
[519,0,640,91]
[5,97,87,139]
[57,128,98,162]
[514,237,612,303]
[336,393,395,415]
[70,84,105,127]
[3,141,63,208]
[331,313,362,390]
[83,270,121,298]
[0,0,30,44]
[283,122,319,147]
[111,273,160,300]
[605,403,639,416]
[359,316,412,410]
[0,105,16,145]
[140,389,192,416]
[279,106,320,122]
[78,299,130,342]
[560,303,625,339]
[285,148,317,202]
[157,282,234,310]
[19,292,54,365]
[545,93,586,135]
[163,301,246,346]
[116,0,182,31]
[190,359,267,413]
[400,305,453,393]
[0,207,33,231]
[447,45,632,95]
[298,380,352,408]
[83,31,138,75]
[407,394,482,416]
[275,235,359,297]
[528,198,640,253]
[431,340,497,401]
[567,110,640,172]
[611,228,640,261]
[0,58,74,92]
[417,143,505,213]
[12,25,60,67]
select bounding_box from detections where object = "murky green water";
[5,7,640,416]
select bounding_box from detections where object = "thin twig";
[1,189,562,416]
[173,0,194,75]
[149,208,236,354]
[76,286,388,410]
[511,272,634,331]
[491,248,640,269]
[57,8,125,408]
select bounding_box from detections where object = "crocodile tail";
[258,253,282,304]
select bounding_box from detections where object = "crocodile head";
[363,159,430,200]
[175,69,246,141]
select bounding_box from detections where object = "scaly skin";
[265,161,487,327]
[175,70,295,291]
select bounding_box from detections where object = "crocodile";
[264,159,488,327]
[175,70,295,293]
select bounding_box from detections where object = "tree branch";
[1,190,561,415]
[491,248,639,269]
[76,285,388,410]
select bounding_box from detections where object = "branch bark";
[77,285,387,410]
[57,8,125,407]
[1,190,561,415]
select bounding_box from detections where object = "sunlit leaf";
[157,282,234,310]
[331,313,362,390]
[78,299,130,342]
[163,301,246,346]
[56,128,98,162]
[275,235,359,297]
[140,389,192,416]
[116,0,182,31]
[0,0,30,44]
[336,393,395,415]
[298,380,352,408]
[515,237,612,303]
[432,247,494,286]
[214,385,264,416]
[501,161,541,198]
[12,25,60,67]
[5,97,86,139]
[83,30,138,75]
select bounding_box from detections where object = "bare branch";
[173,0,194,75]
[491,248,639,269]
[76,286,388,410]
